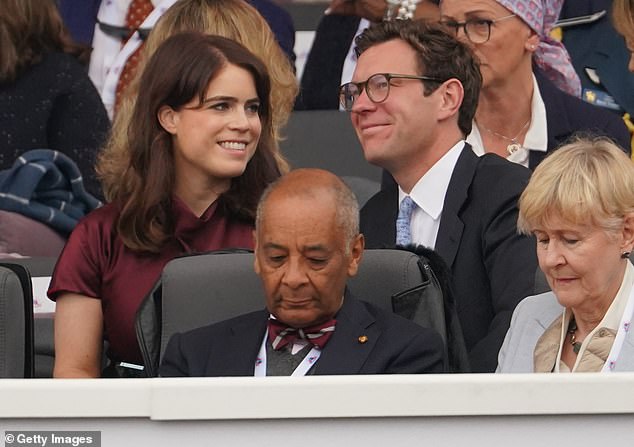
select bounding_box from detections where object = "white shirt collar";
[398,140,465,220]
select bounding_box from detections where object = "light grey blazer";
[496,291,634,373]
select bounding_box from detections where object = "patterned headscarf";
[495,0,581,97]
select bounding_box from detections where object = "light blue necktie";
[396,196,416,246]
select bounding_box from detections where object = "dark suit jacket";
[362,145,537,372]
[560,0,634,116]
[159,294,446,377]
[530,69,631,168]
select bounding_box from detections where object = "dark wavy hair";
[355,21,481,136]
[116,32,279,252]
[0,0,89,82]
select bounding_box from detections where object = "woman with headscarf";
[497,137,634,372]
[440,0,631,168]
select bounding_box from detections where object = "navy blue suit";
[160,294,446,376]
[361,145,537,372]
[560,0,634,116]
[530,69,631,167]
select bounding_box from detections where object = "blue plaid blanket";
[0,149,102,235]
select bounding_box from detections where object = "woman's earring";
[621,251,631,259]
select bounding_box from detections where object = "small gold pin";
[358,335,368,344]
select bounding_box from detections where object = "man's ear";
[253,230,261,274]
[157,105,178,135]
[347,234,365,277]
[437,78,464,123]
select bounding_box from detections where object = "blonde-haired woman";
[98,0,297,200]
[497,138,634,372]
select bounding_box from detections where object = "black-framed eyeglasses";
[339,73,445,111]
[440,13,516,44]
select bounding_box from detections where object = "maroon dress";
[48,196,254,365]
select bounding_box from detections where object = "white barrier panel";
[1,374,633,446]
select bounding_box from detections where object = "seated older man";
[160,168,445,377]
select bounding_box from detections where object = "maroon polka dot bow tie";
[267,318,337,351]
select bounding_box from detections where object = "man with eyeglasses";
[344,20,537,373]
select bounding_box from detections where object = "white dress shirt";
[397,140,464,248]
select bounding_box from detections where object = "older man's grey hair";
[255,170,360,252]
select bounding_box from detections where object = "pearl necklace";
[477,118,531,155]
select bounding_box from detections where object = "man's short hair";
[355,20,481,136]
[255,170,360,250]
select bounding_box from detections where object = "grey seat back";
[279,110,381,207]
[5,257,58,377]
[160,252,263,358]
[136,249,456,376]
[279,110,381,183]
[0,263,34,378]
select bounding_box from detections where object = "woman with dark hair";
[0,0,109,198]
[49,32,280,377]
[97,0,298,202]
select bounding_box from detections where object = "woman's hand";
[53,293,103,378]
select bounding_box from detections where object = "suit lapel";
[434,144,474,268]
[205,310,268,376]
[314,294,380,374]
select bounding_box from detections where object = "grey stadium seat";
[0,263,34,378]
[136,249,467,377]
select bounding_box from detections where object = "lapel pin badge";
[358,335,368,344]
